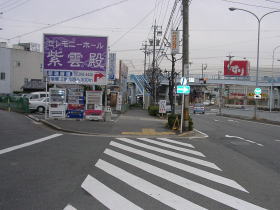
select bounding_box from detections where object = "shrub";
[188,116,194,131]
[148,105,159,116]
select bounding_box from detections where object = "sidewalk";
[220,107,280,125]
[31,108,197,137]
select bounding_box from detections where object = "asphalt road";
[1,109,280,209]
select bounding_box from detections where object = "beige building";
[0,43,43,94]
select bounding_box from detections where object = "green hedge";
[148,105,159,116]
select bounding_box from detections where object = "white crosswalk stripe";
[116,137,221,170]
[109,141,248,192]
[81,175,143,210]
[66,137,267,210]
[156,137,195,148]
[96,159,206,210]
[137,137,205,157]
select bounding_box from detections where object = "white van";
[28,92,49,101]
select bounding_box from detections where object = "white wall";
[0,47,11,94]
[11,49,43,92]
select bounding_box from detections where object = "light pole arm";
[260,10,280,22]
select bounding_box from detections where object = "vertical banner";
[44,34,108,85]
[108,53,116,80]
[171,30,179,55]
[159,100,167,113]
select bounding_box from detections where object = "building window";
[0,72,5,80]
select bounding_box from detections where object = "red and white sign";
[224,60,250,76]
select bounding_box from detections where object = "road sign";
[254,88,262,95]
[180,77,187,85]
[159,100,167,114]
[177,85,190,94]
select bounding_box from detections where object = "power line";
[161,0,171,27]
[263,0,280,3]
[1,0,31,13]
[155,0,179,61]
[111,7,155,47]
[0,0,21,9]
[220,0,280,10]
[7,0,130,40]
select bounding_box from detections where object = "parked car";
[29,97,49,113]
[193,103,205,114]
[28,92,49,101]
[203,100,210,106]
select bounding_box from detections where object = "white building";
[0,42,43,94]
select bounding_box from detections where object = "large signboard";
[108,53,116,80]
[44,34,108,85]
[224,60,250,76]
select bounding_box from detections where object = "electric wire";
[6,0,130,40]
[220,0,280,10]
[111,7,155,47]
[3,0,31,13]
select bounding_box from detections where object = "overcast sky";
[0,0,280,76]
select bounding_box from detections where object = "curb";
[26,114,40,122]
[219,113,280,126]
[26,113,208,138]
[39,119,100,135]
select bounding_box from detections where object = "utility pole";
[141,41,148,109]
[150,21,162,105]
[181,0,190,132]
[152,21,157,104]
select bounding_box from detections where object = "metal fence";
[0,95,29,113]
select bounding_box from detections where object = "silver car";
[29,97,49,113]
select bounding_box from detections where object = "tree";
[144,66,163,105]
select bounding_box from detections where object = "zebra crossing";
[65,137,267,210]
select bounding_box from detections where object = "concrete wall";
[11,49,43,92]
[0,47,12,94]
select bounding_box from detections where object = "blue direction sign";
[177,85,190,94]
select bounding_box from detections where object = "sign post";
[176,85,191,133]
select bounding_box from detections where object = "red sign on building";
[224,60,250,76]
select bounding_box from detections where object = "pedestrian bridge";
[130,74,280,95]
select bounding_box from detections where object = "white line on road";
[115,138,221,170]
[221,116,280,128]
[137,138,205,157]
[156,138,195,148]
[81,175,143,210]
[193,129,209,138]
[275,140,280,142]
[214,119,219,122]
[96,159,206,210]
[64,204,77,210]
[225,135,264,147]
[109,142,248,192]
[0,134,63,155]
[104,149,267,210]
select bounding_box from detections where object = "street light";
[270,45,280,112]
[229,7,280,119]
